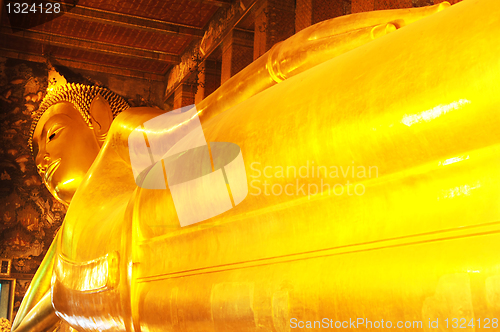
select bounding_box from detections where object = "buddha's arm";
[197,2,449,123]
[108,106,170,164]
[11,232,60,332]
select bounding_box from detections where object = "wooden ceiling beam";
[0,27,181,64]
[189,0,233,7]
[0,48,166,81]
[164,0,258,100]
[57,2,204,38]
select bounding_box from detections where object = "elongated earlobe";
[89,94,113,145]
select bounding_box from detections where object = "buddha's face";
[33,102,101,205]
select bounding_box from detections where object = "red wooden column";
[195,60,221,104]
[253,0,295,60]
[296,0,346,33]
[221,29,254,85]
[173,83,196,109]
[352,0,412,13]
[352,0,375,13]
[375,0,412,10]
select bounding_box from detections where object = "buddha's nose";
[37,155,50,175]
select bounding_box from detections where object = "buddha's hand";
[267,2,450,82]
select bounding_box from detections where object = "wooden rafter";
[0,48,167,81]
[0,27,181,64]
[58,2,205,38]
[189,0,233,7]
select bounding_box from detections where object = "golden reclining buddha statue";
[12,0,500,330]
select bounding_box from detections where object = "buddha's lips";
[45,158,61,183]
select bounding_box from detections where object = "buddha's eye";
[47,127,63,143]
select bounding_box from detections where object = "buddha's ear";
[89,94,113,144]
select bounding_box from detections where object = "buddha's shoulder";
[106,106,168,161]
[110,106,167,132]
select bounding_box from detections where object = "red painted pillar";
[254,0,295,60]
[195,60,221,104]
[221,29,254,84]
[174,83,196,109]
[296,0,347,33]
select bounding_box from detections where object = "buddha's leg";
[303,2,450,39]
[198,2,450,123]
[273,2,451,78]
[267,22,399,82]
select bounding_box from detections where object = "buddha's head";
[29,83,129,205]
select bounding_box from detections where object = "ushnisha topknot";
[28,83,130,154]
